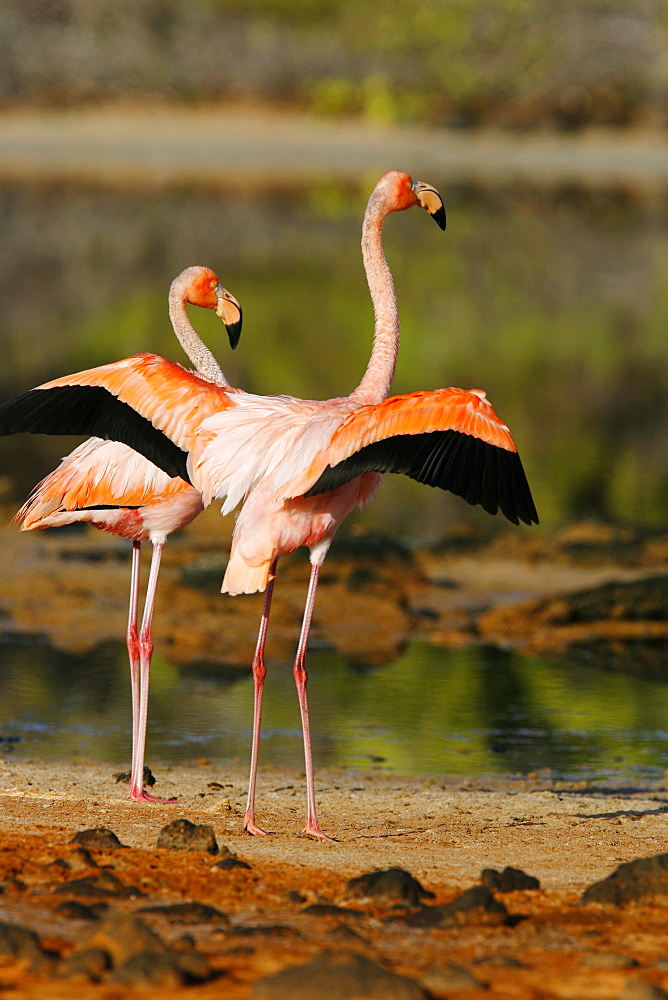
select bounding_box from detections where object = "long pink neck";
[168,274,227,385]
[349,186,399,406]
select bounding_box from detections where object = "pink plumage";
[1,173,536,839]
[12,266,242,803]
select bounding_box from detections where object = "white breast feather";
[192,394,350,512]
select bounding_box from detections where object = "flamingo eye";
[210,279,217,289]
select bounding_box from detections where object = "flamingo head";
[185,265,243,349]
[375,171,446,230]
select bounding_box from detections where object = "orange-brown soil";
[2,514,668,996]
[2,761,668,998]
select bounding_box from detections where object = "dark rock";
[2,877,27,894]
[422,963,486,993]
[480,866,540,892]
[114,764,155,787]
[576,575,668,621]
[108,946,211,986]
[57,947,111,982]
[173,950,212,982]
[527,575,668,625]
[78,910,169,966]
[620,978,668,1000]
[156,818,218,854]
[214,857,251,870]
[62,847,99,871]
[47,858,71,871]
[71,828,125,850]
[108,950,185,988]
[139,902,230,925]
[49,846,99,872]
[285,890,307,904]
[579,952,639,970]
[475,954,528,969]
[582,853,668,906]
[251,949,427,999]
[303,904,362,918]
[75,908,210,982]
[172,934,196,951]
[327,924,371,947]
[344,868,434,908]
[227,925,297,938]
[407,886,509,928]
[56,901,107,921]
[55,872,142,898]
[0,920,47,965]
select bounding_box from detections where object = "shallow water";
[2,636,667,783]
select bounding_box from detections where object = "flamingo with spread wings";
[12,266,242,803]
[0,172,537,838]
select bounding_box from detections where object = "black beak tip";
[431,205,447,231]
[226,312,243,350]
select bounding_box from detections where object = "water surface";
[2,637,667,783]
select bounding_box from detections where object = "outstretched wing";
[0,354,234,483]
[298,388,538,526]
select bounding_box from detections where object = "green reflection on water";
[2,637,668,781]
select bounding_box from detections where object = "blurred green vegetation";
[3,0,668,129]
[1,179,667,533]
[3,636,668,779]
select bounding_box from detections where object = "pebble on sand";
[343,867,435,908]
[156,818,219,854]
[480,866,540,892]
[582,853,668,906]
[54,871,142,899]
[71,828,125,850]
[407,886,509,928]
[251,949,428,999]
[139,902,230,925]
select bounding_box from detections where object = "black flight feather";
[304,429,538,526]
[0,385,191,484]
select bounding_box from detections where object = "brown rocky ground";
[2,512,668,996]
[3,761,668,998]
[2,505,668,669]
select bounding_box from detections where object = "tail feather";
[222,554,272,595]
[18,509,96,532]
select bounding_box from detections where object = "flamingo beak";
[413,181,446,230]
[216,284,243,349]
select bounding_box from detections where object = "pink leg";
[293,563,334,841]
[244,559,277,836]
[126,541,142,797]
[128,540,176,803]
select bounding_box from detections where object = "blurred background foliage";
[3,0,668,130]
[2,179,668,535]
[1,2,668,539]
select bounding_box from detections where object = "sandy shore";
[2,518,668,995]
[2,758,668,998]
